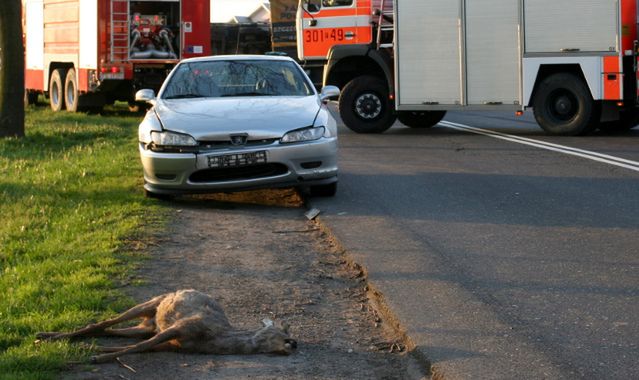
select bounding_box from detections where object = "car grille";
[197,139,278,151]
[189,164,289,183]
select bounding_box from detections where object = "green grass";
[0,105,164,379]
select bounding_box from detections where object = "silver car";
[136,55,339,198]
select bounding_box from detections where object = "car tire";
[397,111,447,128]
[309,182,337,197]
[144,189,174,201]
[532,73,600,136]
[339,75,396,134]
[49,69,66,112]
[64,68,79,112]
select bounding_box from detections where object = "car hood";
[154,96,322,140]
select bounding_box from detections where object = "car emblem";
[230,134,248,146]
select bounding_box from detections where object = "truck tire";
[599,109,639,133]
[397,111,446,128]
[24,91,38,107]
[49,69,66,112]
[532,73,599,136]
[339,76,396,134]
[64,68,79,112]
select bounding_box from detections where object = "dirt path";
[69,190,426,379]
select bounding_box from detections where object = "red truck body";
[297,0,639,135]
[23,0,210,111]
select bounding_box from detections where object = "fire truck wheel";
[49,69,66,112]
[64,69,79,112]
[128,101,151,113]
[533,73,599,136]
[397,111,447,128]
[598,109,639,133]
[24,91,38,107]
[339,76,396,134]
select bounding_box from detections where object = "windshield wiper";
[164,94,205,99]
[221,92,271,97]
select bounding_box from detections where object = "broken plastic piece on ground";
[305,208,321,220]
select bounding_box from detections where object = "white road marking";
[439,121,639,173]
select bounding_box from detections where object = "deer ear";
[262,318,274,327]
[281,322,290,334]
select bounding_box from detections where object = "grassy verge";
[0,106,164,379]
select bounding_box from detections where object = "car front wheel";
[309,182,337,197]
[144,189,174,201]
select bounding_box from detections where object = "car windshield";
[162,60,315,99]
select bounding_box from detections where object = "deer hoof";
[35,332,59,340]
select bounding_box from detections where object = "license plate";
[207,151,267,168]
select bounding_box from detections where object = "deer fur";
[36,289,296,363]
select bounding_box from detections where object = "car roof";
[179,54,296,64]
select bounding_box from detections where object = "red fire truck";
[297,0,639,136]
[23,0,210,112]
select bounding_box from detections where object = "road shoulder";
[67,190,425,379]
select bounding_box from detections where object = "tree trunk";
[0,0,25,138]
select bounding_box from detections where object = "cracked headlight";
[281,127,325,144]
[151,131,198,146]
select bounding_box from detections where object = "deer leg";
[103,324,156,339]
[90,327,180,363]
[36,296,165,341]
[93,345,130,353]
[93,341,177,353]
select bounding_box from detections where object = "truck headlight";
[281,127,325,143]
[150,131,198,146]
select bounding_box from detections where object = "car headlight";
[281,127,325,144]
[151,131,198,146]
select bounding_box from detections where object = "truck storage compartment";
[111,0,181,61]
[129,0,180,59]
[465,0,521,106]
[395,0,522,108]
[523,0,618,53]
[395,0,462,107]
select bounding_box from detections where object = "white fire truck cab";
[298,0,639,135]
[23,0,210,112]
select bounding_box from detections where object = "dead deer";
[36,289,297,363]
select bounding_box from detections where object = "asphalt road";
[310,110,639,379]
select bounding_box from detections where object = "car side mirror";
[319,86,340,103]
[135,89,156,104]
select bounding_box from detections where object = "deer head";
[252,318,297,355]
